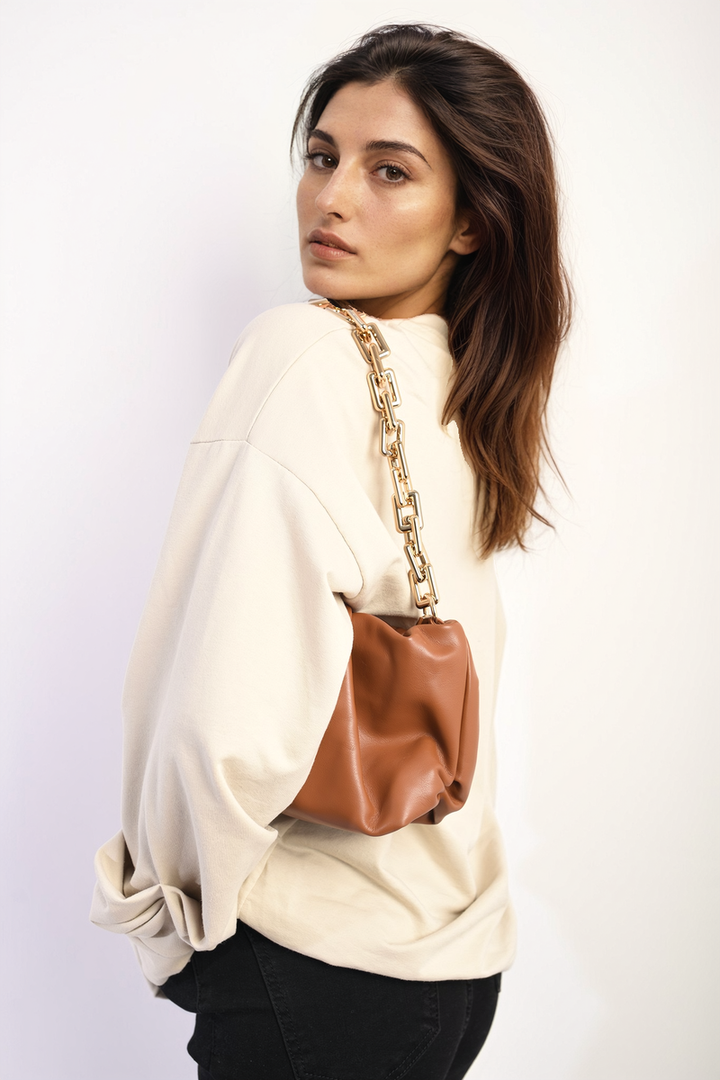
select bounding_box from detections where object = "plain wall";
[1,1,718,1077]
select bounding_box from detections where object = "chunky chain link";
[311,298,440,617]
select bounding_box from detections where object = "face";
[296,80,480,320]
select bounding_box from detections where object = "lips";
[308,229,355,254]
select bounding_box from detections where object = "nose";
[314,163,359,220]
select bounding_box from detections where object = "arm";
[91,438,361,989]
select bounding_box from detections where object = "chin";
[302,262,355,300]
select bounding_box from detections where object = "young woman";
[92,23,571,1079]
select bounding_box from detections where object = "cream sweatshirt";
[90,301,516,992]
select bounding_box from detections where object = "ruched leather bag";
[285,300,480,836]
[286,608,479,836]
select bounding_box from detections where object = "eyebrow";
[308,128,431,168]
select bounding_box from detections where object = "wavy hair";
[293,24,572,553]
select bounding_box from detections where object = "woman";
[92,23,571,1079]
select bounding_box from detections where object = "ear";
[449,213,483,256]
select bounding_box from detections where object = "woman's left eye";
[376,164,408,183]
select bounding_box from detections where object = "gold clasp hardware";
[393,490,423,533]
[351,323,390,365]
[380,418,405,458]
[391,467,408,507]
[410,564,439,614]
[404,542,428,581]
[367,368,401,413]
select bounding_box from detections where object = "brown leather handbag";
[285,300,479,837]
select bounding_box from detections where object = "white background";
[1,1,718,1077]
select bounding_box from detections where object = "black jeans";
[163,920,501,1080]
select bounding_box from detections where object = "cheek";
[296,177,310,223]
[375,190,457,258]
[296,172,321,229]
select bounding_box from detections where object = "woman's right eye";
[306,151,336,170]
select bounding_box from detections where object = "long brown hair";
[293,24,572,553]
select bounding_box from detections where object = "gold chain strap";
[311,298,440,617]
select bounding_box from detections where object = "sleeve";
[90,438,362,990]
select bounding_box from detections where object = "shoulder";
[229,302,346,365]
[194,302,355,443]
